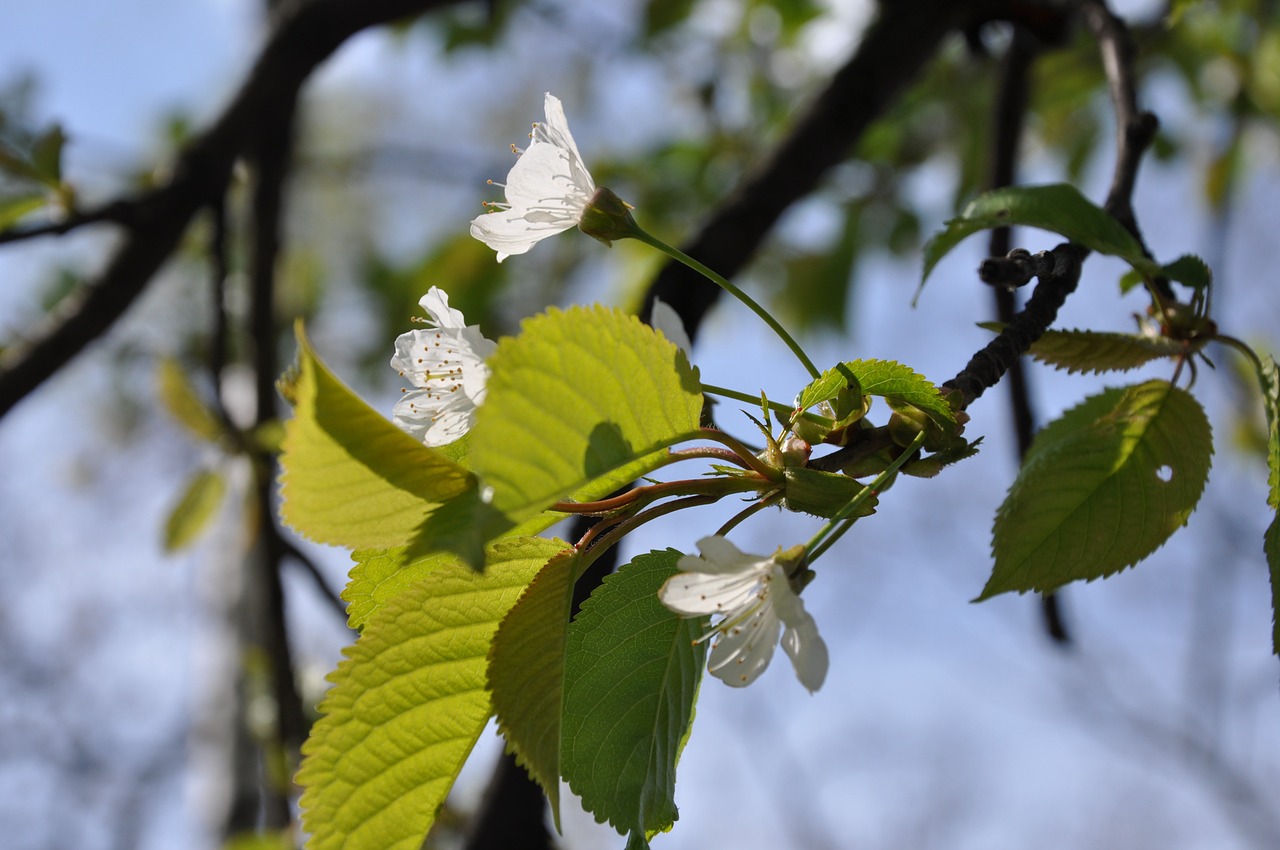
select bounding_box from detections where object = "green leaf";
[1160,254,1212,291]
[470,305,703,521]
[1119,254,1213,294]
[1000,326,1186,374]
[0,192,47,230]
[561,550,706,837]
[163,468,226,552]
[157,358,224,443]
[30,125,65,185]
[1267,517,1280,655]
[979,380,1211,600]
[844,359,956,428]
[1254,354,1280,655]
[345,536,565,631]
[920,183,1149,288]
[1255,355,1280,510]
[297,550,547,850]
[278,323,474,551]
[795,364,860,412]
[487,549,580,827]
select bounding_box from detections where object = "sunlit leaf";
[297,550,547,850]
[470,306,703,521]
[562,550,705,837]
[980,380,1211,599]
[345,536,565,631]
[163,468,226,552]
[278,323,473,551]
[0,191,47,230]
[157,357,224,443]
[795,363,859,412]
[845,359,956,428]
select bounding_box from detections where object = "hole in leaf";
[1155,464,1173,482]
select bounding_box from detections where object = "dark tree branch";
[0,0,467,420]
[280,538,349,622]
[986,27,1072,645]
[0,199,138,246]
[1079,0,1158,240]
[945,244,1085,407]
[245,92,306,832]
[641,0,996,337]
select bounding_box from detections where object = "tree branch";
[0,200,138,246]
[0,0,467,420]
[641,0,992,336]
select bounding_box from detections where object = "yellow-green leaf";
[296,538,557,850]
[278,323,473,551]
[163,468,226,552]
[487,549,580,826]
[470,306,703,521]
[345,533,566,631]
[157,358,224,443]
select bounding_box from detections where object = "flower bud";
[577,187,641,246]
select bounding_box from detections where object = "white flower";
[470,92,597,261]
[649,297,693,354]
[390,286,497,447]
[659,535,828,693]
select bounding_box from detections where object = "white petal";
[659,567,766,617]
[502,142,593,212]
[417,286,466,329]
[469,205,578,260]
[774,581,828,693]
[538,93,586,168]
[392,386,476,447]
[706,603,781,688]
[650,298,693,354]
[693,535,769,573]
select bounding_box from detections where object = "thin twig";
[641,0,987,338]
[279,539,348,621]
[0,200,138,246]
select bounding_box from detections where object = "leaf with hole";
[979,380,1211,600]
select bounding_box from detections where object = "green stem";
[578,495,719,572]
[631,227,821,379]
[700,382,833,429]
[805,430,927,564]
[1215,333,1265,373]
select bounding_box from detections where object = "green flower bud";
[577,187,641,246]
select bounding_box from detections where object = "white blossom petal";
[659,565,765,617]
[658,535,827,692]
[650,298,693,354]
[706,599,781,688]
[389,286,495,447]
[775,588,829,693]
[470,93,597,261]
[418,287,467,328]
